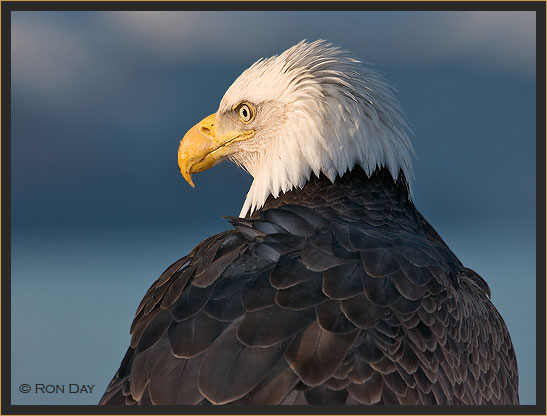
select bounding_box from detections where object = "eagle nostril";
[200,125,213,137]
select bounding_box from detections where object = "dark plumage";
[100,168,519,405]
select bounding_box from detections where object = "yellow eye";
[237,103,254,123]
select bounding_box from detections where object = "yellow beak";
[178,113,254,187]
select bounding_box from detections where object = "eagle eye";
[236,103,254,123]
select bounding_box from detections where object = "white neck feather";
[220,41,415,218]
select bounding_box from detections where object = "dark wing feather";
[232,357,300,404]
[285,321,360,386]
[323,261,365,300]
[148,337,204,404]
[316,299,356,334]
[197,319,291,404]
[167,311,227,358]
[236,305,315,347]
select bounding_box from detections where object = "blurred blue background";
[10,11,536,405]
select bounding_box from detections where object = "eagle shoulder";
[100,203,518,405]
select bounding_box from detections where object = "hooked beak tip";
[181,167,195,188]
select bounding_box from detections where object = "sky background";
[10,11,536,405]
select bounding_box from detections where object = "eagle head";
[178,40,414,217]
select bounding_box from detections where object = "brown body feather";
[100,167,519,405]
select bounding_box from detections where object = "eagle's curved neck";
[248,167,412,220]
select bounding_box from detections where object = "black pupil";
[242,108,248,118]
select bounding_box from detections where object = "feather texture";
[100,168,518,405]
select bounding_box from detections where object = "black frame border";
[1,1,545,415]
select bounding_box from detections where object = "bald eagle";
[100,40,518,405]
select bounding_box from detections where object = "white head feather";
[216,40,414,218]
